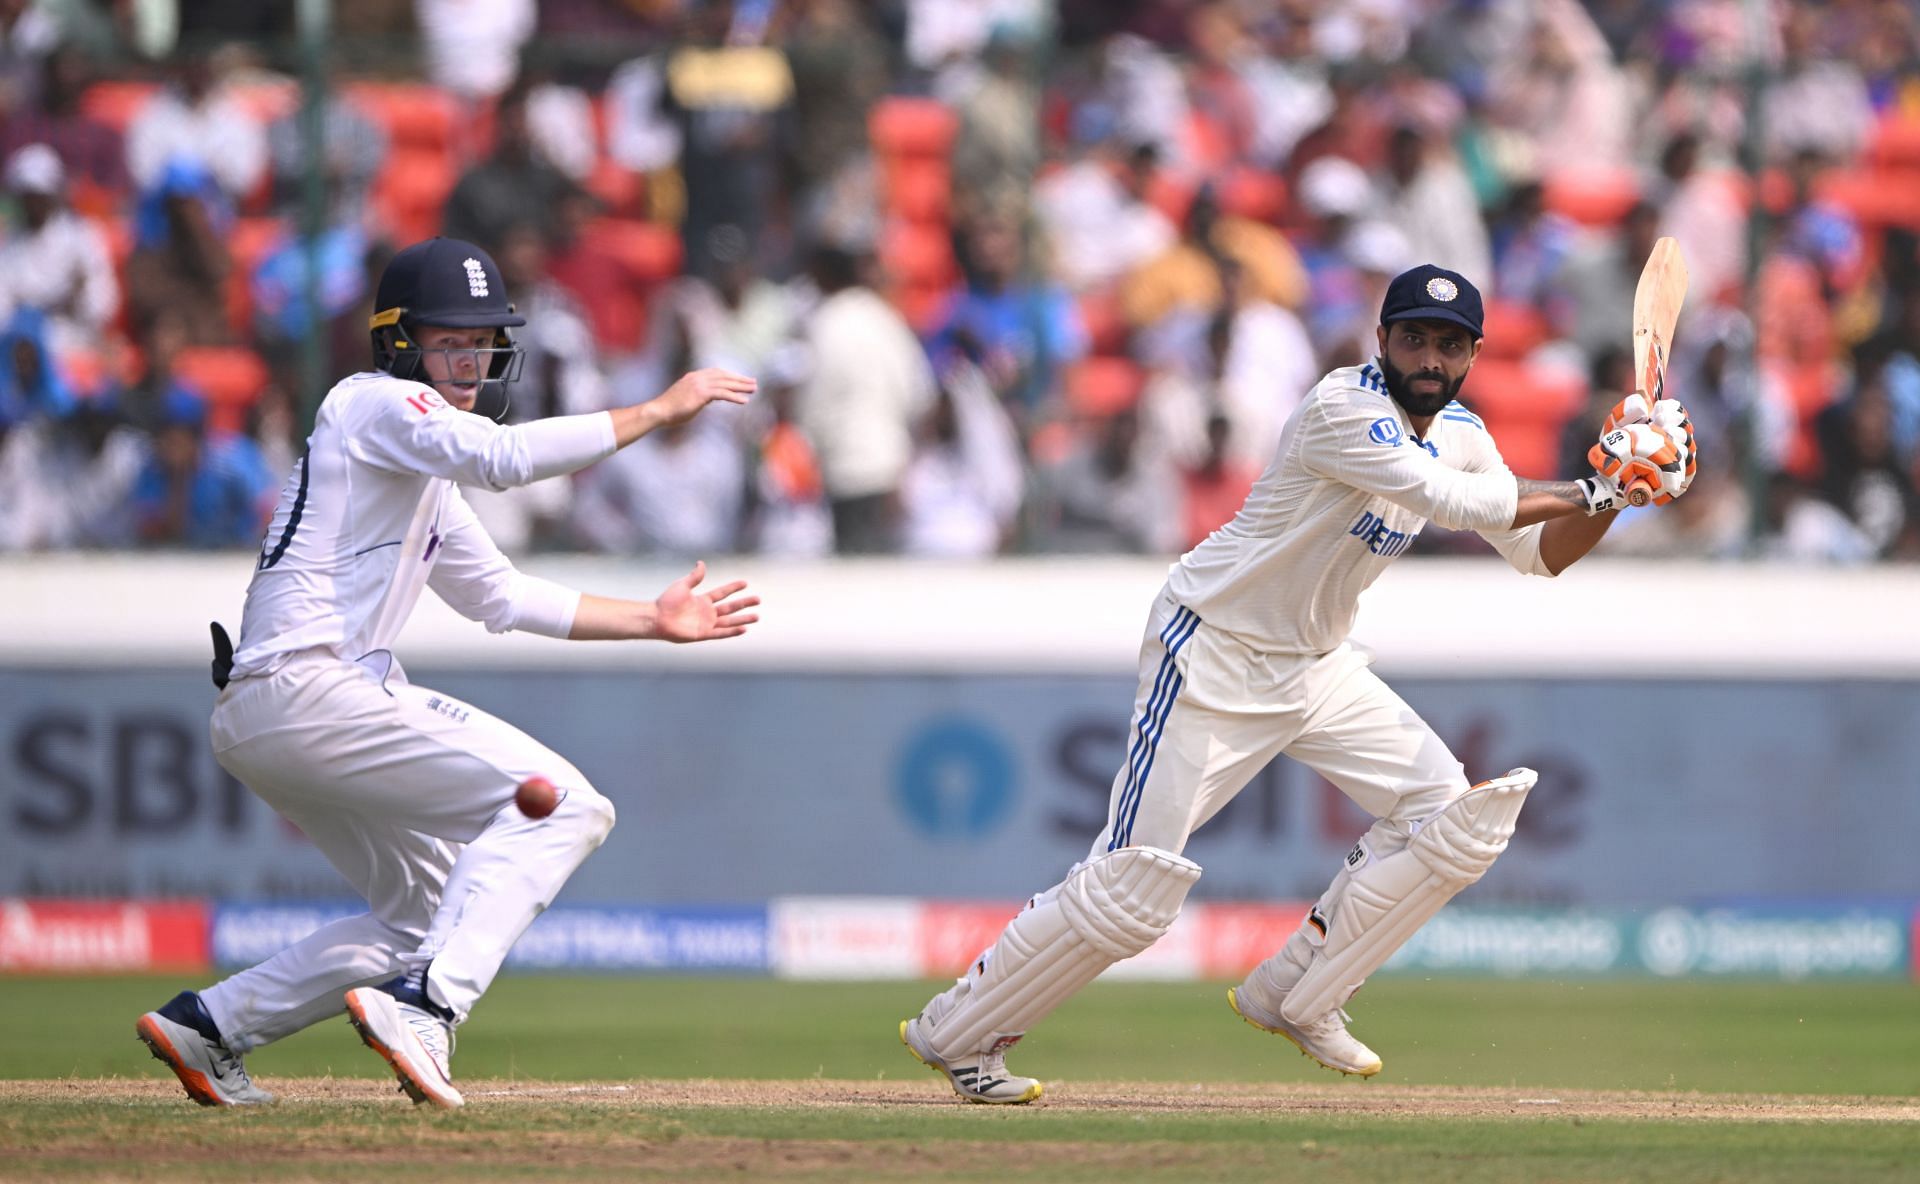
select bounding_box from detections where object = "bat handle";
[1625,477,1655,507]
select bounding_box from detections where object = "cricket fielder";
[136,238,760,1108]
[902,264,1695,1102]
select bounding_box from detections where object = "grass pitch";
[2,975,1915,1182]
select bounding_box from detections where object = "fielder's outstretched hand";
[654,561,759,643]
[652,369,757,428]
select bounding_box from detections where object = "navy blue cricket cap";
[373,237,526,330]
[1379,263,1482,339]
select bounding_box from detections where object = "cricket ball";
[515,776,560,820]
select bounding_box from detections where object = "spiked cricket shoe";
[345,980,463,1108]
[899,1017,1043,1104]
[1228,986,1383,1077]
[136,990,276,1106]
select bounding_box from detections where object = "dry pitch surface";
[10,1075,1917,1120]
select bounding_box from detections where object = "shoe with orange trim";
[136,990,276,1106]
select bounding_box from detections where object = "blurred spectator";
[603,48,682,177]
[1761,4,1874,165]
[794,243,936,554]
[667,223,798,375]
[0,143,118,357]
[1752,471,1876,564]
[1121,181,1308,334]
[441,77,581,254]
[659,2,795,281]
[414,0,534,104]
[0,306,75,429]
[249,220,371,383]
[1235,10,1332,171]
[1670,307,1796,476]
[1561,198,1660,366]
[743,345,833,557]
[1291,154,1382,343]
[126,388,276,548]
[908,0,1052,103]
[1815,376,1913,558]
[524,62,598,184]
[1,45,128,205]
[0,388,145,550]
[464,221,607,553]
[1377,120,1491,293]
[1652,131,1746,306]
[783,0,889,209]
[1030,405,1179,553]
[1177,410,1259,551]
[1482,0,1632,175]
[1140,259,1314,468]
[1488,177,1576,323]
[1320,218,1414,371]
[0,0,58,117]
[899,363,1025,557]
[123,157,232,345]
[929,213,1086,414]
[571,410,745,557]
[1776,146,1866,303]
[1033,138,1176,293]
[950,27,1043,219]
[125,49,267,203]
[265,69,387,225]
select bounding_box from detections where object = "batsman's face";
[1377,319,1480,419]
[416,325,497,412]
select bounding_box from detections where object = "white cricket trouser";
[1090,586,1468,862]
[198,649,615,1053]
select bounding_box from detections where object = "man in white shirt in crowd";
[900,264,1696,1102]
[0,143,118,357]
[135,237,759,1109]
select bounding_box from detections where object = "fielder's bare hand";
[653,561,760,643]
[609,369,758,448]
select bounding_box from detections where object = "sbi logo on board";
[894,718,1016,839]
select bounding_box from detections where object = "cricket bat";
[1624,237,1690,507]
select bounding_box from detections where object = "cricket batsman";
[901,264,1696,1102]
[135,237,760,1108]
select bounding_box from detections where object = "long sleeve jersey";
[230,371,618,679]
[1165,360,1554,656]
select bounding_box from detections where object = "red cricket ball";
[515,776,560,820]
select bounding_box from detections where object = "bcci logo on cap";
[1425,276,1459,302]
[463,257,490,298]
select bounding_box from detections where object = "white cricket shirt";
[1166,360,1551,657]
[230,371,617,679]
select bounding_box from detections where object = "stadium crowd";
[1,0,1918,561]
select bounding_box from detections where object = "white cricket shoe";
[345,978,464,1109]
[900,1016,1043,1105]
[1227,986,1383,1077]
[136,990,276,1106]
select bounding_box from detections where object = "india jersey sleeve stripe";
[1109,607,1202,852]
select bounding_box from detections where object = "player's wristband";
[1576,475,1624,516]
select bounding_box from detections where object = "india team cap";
[1379,263,1483,339]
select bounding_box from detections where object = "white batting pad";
[1282,768,1536,1024]
[923,846,1201,1060]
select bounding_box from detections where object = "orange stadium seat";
[347,82,461,156]
[1219,167,1289,224]
[1077,288,1128,356]
[78,80,159,134]
[1479,300,1549,360]
[1460,357,1586,480]
[1814,168,1920,229]
[884,157,951,224]
[371,148,458,244]
[1065,356,1145,418]
[1543,164,1640,227]
[174,345,270,435]
[879,220,956,288]
[869,96,959,159]
[584,216,682,284]
[1868,115,1920,169]
[888,280,951,335]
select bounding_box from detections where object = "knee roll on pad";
[1282,768,1535,1025]
[925,845,1201,1059]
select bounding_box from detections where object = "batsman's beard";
[1380,353,1466,419]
